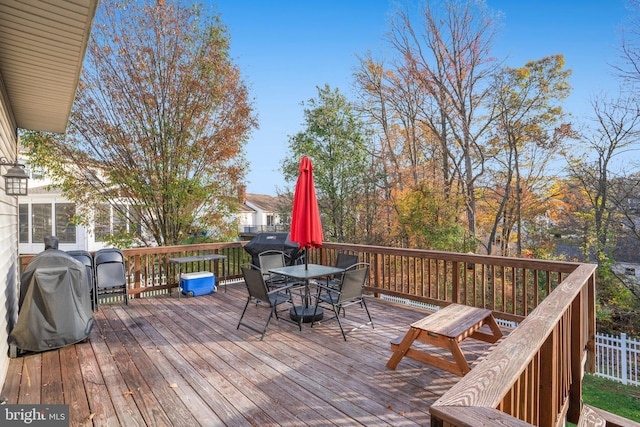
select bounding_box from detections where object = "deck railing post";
[568,293,584,423]
[133,254,142,294]
[374,252,382,294]
[452,261,460,304]
[539,331,558,426]
[586,272,597,373]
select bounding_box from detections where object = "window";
[94,203,142,241]
[128,206,142,234]
[19,204,29,243]
[94,204,111,242]
[30,166,46,180]
[55,203,76,243]
[32,203,52,244]
[113,204,127,234]
[267,214,275,226]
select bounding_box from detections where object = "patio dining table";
[268,263,345,323]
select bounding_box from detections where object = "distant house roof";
[237,202,254,213]
[245,193,284,213]
[553,243,587,262]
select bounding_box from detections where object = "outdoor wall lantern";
[0,157,28,196]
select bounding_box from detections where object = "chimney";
[237,184,246,204]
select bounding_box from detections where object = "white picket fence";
[594,332,640,386]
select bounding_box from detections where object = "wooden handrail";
[430,263,597,426]
[578,404,640,427]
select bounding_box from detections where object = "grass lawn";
[581,374,640,421]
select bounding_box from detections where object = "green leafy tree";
[24,0,256,246]
[395,182,474,251]
[483,55,573,256]
[282,85,375,243]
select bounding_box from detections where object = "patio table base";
[290,306,323,323]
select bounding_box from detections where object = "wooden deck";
[1,281,502,426]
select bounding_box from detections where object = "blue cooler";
[180,271,216,296]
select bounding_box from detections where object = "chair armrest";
[267,282,299,295]
[315,283,338,293]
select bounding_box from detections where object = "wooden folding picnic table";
[386,303,503,376]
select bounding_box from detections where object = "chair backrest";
[258,251,286,275]
[66,250,94,292]
[94,248,126,289]
[94,248,124,265]
[338,263,369,303]
[335,253,359,270]
[241,265,271,304]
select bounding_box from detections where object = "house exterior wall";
[238,211,256,233]
[0,72,19,388]
[244,198,283,233]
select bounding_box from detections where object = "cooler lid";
[181,271,214,279]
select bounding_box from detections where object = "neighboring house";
[18,173,287,252]
[238,191,289,237]
[0,0,97,389]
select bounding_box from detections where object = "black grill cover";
[10,249,93,353]
[243,232,305,266]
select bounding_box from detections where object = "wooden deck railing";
[19,241,597,426]
[19,242,252,298]
[316,243,597,426]
[316,242,581,323]
[121,242,250,297]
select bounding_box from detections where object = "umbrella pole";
[305,247,308,270]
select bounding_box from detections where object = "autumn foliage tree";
[24,0,256,246]
[354,0,499,249]
[566,94,640,264]
[387,0,499,237]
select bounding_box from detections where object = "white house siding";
[238,211,256,233]
[0,72,19,388]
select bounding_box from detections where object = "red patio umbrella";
[290,156,324,268]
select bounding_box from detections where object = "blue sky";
[213,0,630,195]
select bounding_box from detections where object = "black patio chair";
[257,250,288,288]
[94,248,128,308]
[237,265,301,340]
[67,250,97,311]
[311,262,374,341]
[326,252,359,289]
[258,250,304,292]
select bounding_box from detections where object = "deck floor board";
[2,282,501,426]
